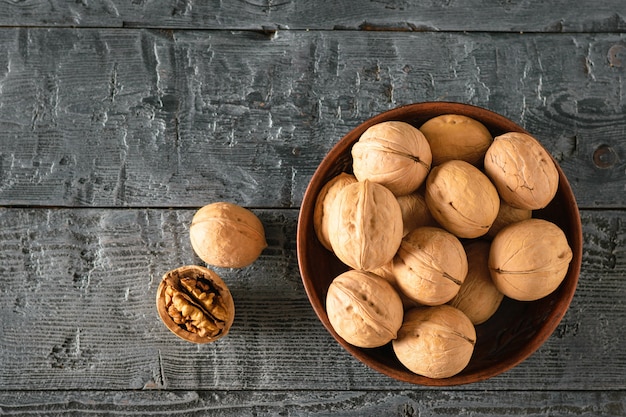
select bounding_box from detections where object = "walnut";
[393,226,468,306]
[313,173,358,251]
[351,121,432,196]
[419,114,493,166]
[327,180,403,271]
[370,261,421,311]
[489,219,573,301]
[326,269,404,348]
[448,240,504,324]
[189,202,267,268]
[156,265,235,344]
[392,305,476,379]
[425,160,500,238]
[396,191,437,237]
[486,199,532,239]
[484,132,559,210]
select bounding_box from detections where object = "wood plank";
[0,0,624,32]
[0,208,623,390]
[0,29,624,209]
[0,390,624,416]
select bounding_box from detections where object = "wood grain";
[0,390,624,416]
[0,29,623,208]
[0,208,623,391]
[0,0,624,32]
[0,1,624,413]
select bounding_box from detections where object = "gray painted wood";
[0,0,624,32]
[0,208,623,391]
[0,29,623,208]
[0,390,624,416]
[0,1,624,413]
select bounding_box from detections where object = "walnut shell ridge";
[425,160,500,239]
[352,121,432,196]
[489,218,573,301]
[484,132,559,210]
[393,226,468,306]
[392,305,476,379]
[190,202,267,268]
[326,270,404,348]
[328,180,403,271]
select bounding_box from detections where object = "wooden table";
[0,1,624,415]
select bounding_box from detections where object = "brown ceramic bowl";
[297,101,583,386]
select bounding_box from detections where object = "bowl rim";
[297,101,583,386]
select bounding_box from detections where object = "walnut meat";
[351,121,432,196]
[328,180,403,271]
[489,218,573,301]
[419,114,493,166]
[189,202,267,268]
[326,270,404,348]
[156,265,235,344]
[448,240,504,325]
[393,226,468,306]
[425,160,500,238]
[313,173,358,251]
[484,132,559,210]
[392,305,476,379]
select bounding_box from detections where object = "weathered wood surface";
[0,390,624,416]
[0,0,624,32]
[0,28,624,208]
[0,0,625,414]
[0,208,623,391]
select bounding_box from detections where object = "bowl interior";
[297,102,583,386]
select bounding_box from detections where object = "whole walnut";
[420,114,493,166]
[326,269,404,348]
[392,305,476,379]
[448,240,504,325]
[396,191,437,237]
[190,202,267,268]
[425,160,500,238]
[393,227,468,306]
[313,173,358,250]
[351,121,432,196]
[484,132,559,210]
[486,199,532,239]
[328,180,403,271]
[489,218,573,301]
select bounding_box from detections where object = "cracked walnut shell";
[326,269,404,348]
[156,265,235,344]
[190,202,267,268]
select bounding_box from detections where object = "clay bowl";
[297,101,583,386]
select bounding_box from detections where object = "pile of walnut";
[314,115,573,379]
[156,202,267,344]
